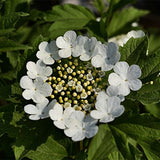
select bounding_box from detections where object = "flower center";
[46,56,106,114]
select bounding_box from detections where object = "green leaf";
[86,19,107,42]
[88,125,118,160]
[0,38,32,51]
[120,36,160,81]
[138,138,160,160]
[105,0,135,28]
[0,12,29,29]
[140,49,160,80]
[145,103,160,118]
[7,51,19,68]
[92,0,106,15]
[45,4,95,37]
[88,114,160,160]
[119,36,149,76]
[107,7,149,37]
[128,78,160,104]
[149,32,160,53]
[24,136,68,160]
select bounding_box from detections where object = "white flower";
[76,84,83,92]
[86,73,93,81]
[91,96,124,123]
[80,92,88,99]
[68,80,75,87]
[107,86,125,102]
[108,62,142,96]
[67,67,73,73]
[55,84,63,92]
[91,42,120,71]
[26,60,52,80]
[49,104,75,129]
[64,111,98,141]
[72,35,88,57]
[79,37,100,61]
[56,31,77,58]
[20,76,52,103]
[36,41,60,65]
[64,102,71,108]
[109,30,145,47]
[24,99,56,120]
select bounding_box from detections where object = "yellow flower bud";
[48,82,52,85]
[64,64,68,68]
[50,95,54,98]
[48,77,52,81]
[57,60,61,63]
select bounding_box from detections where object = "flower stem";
[80,140,83,151]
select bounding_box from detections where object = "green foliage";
[44,4,95,39]
[25,136,68,160]
[107,7,149,37]
[88,114,160,160]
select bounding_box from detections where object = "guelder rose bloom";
[56,31,77,58]
[24,99,56,120]
[108,62,142,96]
[64,111,98,141]
[20,76,52,103]
[26,60,52,80]
[49,104,75,129]
[91,42,120,71]
[91,96,124,123]
[36,41,61,65]
[109,30,145,47]
[20,30,143,141]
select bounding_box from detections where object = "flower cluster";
[20,31,142,141]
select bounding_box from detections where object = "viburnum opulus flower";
[20,30,142,141]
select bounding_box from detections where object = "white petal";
[106,42,119,57]
[85,125,98,138]
[27,71,37,79]
[64,127,79,137]
[49,103,63,121]
[91,55,103,68]
[56,36,70,48]
[22,90,33,100]
[72,131,85,141]
[107,86,119,97]
[64,30,77,44]
[26,61,37,76]
[99,115,114,123]
[29,115,40,120]
[107,97,122,113]
[54,121,66,129]
[96,91,108,101]
[64,107,75,117]
[118,83,130,96]
[58,48,71,58]
[20,76,34,89]
[32,92,45,103]
[127,65,141,79]
[38,41,48,51]
[90,110,104,119]
[24,104,38,114]
[114,62,129,79]
[70,111,85,122]
[43,56,55,65]
[47,99,57,110]
[108,73,123,86]
[80,53,91,61]
[36,51,46,61]
[111,105,124,118]
[101,63,113,71]
[128,79,142,91]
